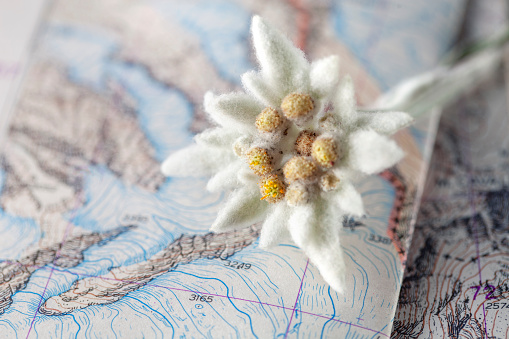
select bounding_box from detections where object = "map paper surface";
[0,0,465,338]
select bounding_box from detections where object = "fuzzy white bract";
[161,16,412,293]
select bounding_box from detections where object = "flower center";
[247,93,342,205]
[283,156,317,183]
[256,107,283,132]
[312,138,338,168]
[295,130,316,156]
[259,174,286,203]
[281,93,314,120]
[246,147,272,176]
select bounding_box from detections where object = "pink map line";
[29,261,389,337]
[284,259,309,338]
[25,193,84,339]
[462,107,489,337]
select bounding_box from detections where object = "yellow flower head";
[259,174,286,203]
[312,138,338,168]
[246,147,272,176]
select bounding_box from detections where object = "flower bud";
[312,138,338,168]
[255,107,283,132]
[281,93,314,120]
[295,130,316,156]
[283,156,317,183]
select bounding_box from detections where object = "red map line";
[380,170,408,264]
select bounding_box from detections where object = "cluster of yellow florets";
[246,147,272,176]
[242,91,342,204]
[259,174,285,203]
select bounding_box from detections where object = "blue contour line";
[349,249,371,315]
[358,230,400,282]
[122,295,171,337]
[133,292,177,336]
[226,250,282,296]
[166,270,257,338]
[160,287,208,338]
[320,286,337,338]
[209,259,277,329]
[250,248,301,282]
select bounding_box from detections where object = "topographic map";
[392,68,509,338]
[392,1,509,338]
[0,0,473,338]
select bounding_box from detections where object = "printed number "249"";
[189,294,213,303]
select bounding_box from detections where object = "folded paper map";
[3,1,506,338]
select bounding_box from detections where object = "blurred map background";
[0,0,508,338]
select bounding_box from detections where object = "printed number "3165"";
[189,294,213,303]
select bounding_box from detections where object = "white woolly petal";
[348,129,404,175]
[288,201,347,293]
[356,111,413,135]
[329,181,364,217]
[259,203,291,249]
[310,55,340,99]
[251,15,309,98]
[241,70,280,107]
[210,185,268,232]
[331,75,357,129]
[206,162,243,192]
[161,145,235,177]
[195,127,241,148]
[204,91,263,132]
[237,167,258,185]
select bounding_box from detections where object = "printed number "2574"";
[189,294,213,303]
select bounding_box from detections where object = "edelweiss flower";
[161,16,412,293]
